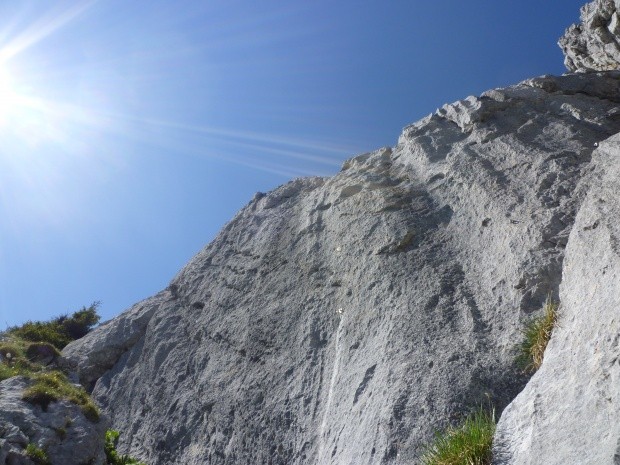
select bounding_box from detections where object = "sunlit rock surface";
[63,70,620,464]
[560,0,620,72]
[494,132,620,465]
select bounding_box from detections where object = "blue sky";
[0,0,585,327]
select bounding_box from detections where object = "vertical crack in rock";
[353,364,377,405]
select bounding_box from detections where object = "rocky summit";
[560,0,620,72]
[41,0,620,464]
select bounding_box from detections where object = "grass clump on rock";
[0,339,39,381]
[25,443,51,465]
[0,304,101,422]
[421,408,495,465]
[105,430,146,465]
[516,298,558,374]
[22,371,100,422]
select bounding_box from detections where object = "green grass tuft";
[105,430,147,465]
[25,342,61,363]
[22,371,100,422]
[25,443,51,465]
[0,339,39,381]
[421,408,495,465]
[516,298,558,374]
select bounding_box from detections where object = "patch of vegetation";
[105,430,146,465]
[0,339,38,381]
[0,304,101,422]
[421,408,495,465]
[25,342,61,363]
[9,302,101,350]
[22,371,99,422]
[25,443,51,465]
[1,307,143,463]
[516,298,559,374]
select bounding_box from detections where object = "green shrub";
[105,430,146,465]
[9,321,72,350]
[22,371,100,422]
[516,298,558,374]
[59,305,100,340]
[9,302,101,350]
[25,443,51,465]
[421,408,495,465]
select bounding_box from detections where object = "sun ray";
[0,1,98,63]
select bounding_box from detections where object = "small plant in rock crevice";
[25,443,51,465]
[516,297,559,374]
[421,407,496,465]
[105,430,146,465]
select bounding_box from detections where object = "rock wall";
[63,72,620,465]
[493,132,620,465]
[560,0,620,72]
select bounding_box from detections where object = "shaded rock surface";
[560,0,620,72]
[493,133,620,464]
[63,71,620,465]
[0,376,108,465]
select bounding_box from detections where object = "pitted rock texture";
[560,0,620,72]
[0,377,108,465]
[493,133,620,465]
[62,71,620,465]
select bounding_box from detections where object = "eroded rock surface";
[493,133,620,465]
[560,0,620,72]
[63,71,620,465]
[0,377,108,465]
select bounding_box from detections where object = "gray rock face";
[63,71,620,465]
[493,132,620,464]
[559,0,620,72]
[0,376,108,465]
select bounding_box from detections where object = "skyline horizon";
[1,0,586,327]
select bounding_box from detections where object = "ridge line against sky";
[0,0,585,327]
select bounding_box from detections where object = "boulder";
[0,376,108,465]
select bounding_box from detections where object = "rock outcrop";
[0,377,108,465]
[493,131,620,465]
[560,0,620,72]
[63,68,620,464]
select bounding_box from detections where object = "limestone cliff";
[560,0,620,72]
[493,127,620,465]
[64,73,620,465]
[61,1,620,464]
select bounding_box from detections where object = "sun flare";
[0,64,19,125]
